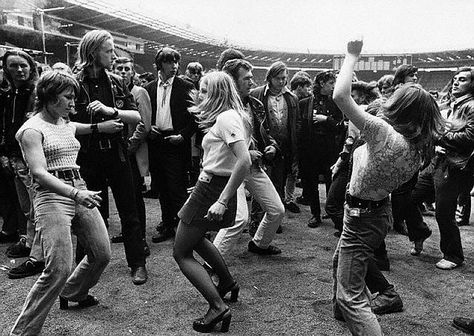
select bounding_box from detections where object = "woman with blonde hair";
[173,71,251,333]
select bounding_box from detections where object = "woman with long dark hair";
[11,71,111,335]
[173,71,251,333]
[332,39,443,336]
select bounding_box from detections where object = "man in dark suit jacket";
[145,47,196,242]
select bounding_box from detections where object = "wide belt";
[50,169,81,180]
[345,193,388,210]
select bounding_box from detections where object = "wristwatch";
[111,107,119,118]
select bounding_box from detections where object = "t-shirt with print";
[201,109,249,176]
[349,114,420,201]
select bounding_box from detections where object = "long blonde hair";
[190,71,251,135]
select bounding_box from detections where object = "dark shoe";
[284,201,300,213]
[276,225,283,234]
[410,229,432,256]
[453,317,474,335]
[143,241,150,257]
[374,255,390,271]
[59,295,99,310]
[131,266,148,285]
[333,302,345,322]
[308,216,322,228]
[218,281,240,302]
[6,237,31,258]
[371,287,403,315]
[0,231,19,244]
[296,195,310,206]
[248,240,281,255]
[193,308,232,333]
[151,228,175,243]
[7,259,45,279]
[110,233,124,244]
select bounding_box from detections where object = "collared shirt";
[155,76,175,131]
[264,85,289,146]
[448,93,474,120]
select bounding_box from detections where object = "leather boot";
[371,287,403,315]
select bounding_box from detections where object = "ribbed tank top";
[16,115,80,171]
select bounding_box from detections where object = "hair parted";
[2,49,38,85]
[77,30,113,69]
[189,71,251,136]
[265,61,288,83]
[154,47,181,70]
[453,67,474,94]
[35,70,79,112]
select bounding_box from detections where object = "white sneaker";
[435,259,459,270]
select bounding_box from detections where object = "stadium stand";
[1,0,473,90]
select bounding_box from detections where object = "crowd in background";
[1,28,474,335]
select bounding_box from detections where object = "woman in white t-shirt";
[174,71,252,333]
[332,40,444,336]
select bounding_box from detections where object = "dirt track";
[1,187,474,336]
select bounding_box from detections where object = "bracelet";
[90,123,98,134]
[111,107,119,118]
[69,188,79,201]
[217,200,228,209]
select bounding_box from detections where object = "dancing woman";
[332,39,443,336]
[11,71,111,335]
[173,71,251,333]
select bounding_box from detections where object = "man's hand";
[99,119,124,134]
[347,39,363,57]
[313,113,327,124]
[249,150,263,163]
[435,146,446,155]
[165,134,184,145]
[263,145,276,161]
[87,100,115,116]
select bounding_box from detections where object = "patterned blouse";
[349,114,420,201]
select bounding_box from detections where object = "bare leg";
[195,237,234,288]
[173,221,228,322]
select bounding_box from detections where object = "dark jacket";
[145,76,196,141]
[438,93,474,171]
[250,86,298,164]
[71,69,137,157]
[245,95,279,154]
[0,82,35,156]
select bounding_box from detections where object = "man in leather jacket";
[213,58,284,256]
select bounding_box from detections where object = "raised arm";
[332,40,367,130]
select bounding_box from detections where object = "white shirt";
[155,76,174,131]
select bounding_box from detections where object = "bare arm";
[19,128,102,208]
[71,120,125,135]
[206,140,251,221]
[332,40,367,130]
[87,100,141,124]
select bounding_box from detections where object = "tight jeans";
[11,178,111,336]
[333,202,392,336]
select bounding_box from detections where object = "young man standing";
[71,30,148,285]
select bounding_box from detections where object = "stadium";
[2,0,474,92]
[3,1,474,336]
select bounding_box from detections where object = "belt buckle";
[99,139,112,150]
